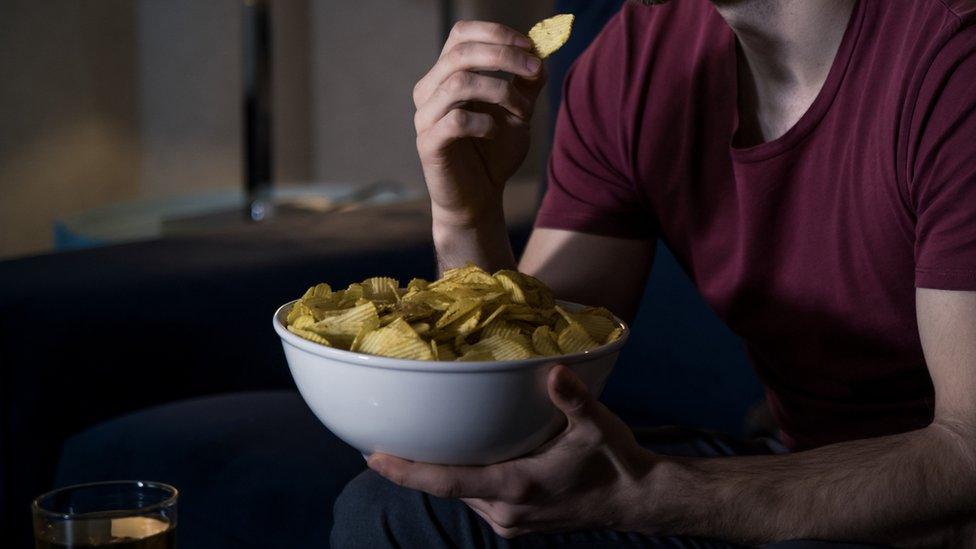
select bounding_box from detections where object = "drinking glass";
[32,481,177,548]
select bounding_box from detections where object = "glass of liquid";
[33,481,177,548]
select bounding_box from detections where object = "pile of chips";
[285,264,623,361]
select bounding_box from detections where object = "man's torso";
[537,0,976,449]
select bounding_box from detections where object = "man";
[332,0,976,546]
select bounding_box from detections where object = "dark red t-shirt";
[536,0,976,450]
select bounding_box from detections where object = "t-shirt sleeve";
[910,27,976,290]
[534,10,656,240]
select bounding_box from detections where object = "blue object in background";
[53,221,107,251]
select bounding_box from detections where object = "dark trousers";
[331,428,886,548]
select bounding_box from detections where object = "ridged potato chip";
[532,325,561,356]
[292,315,316,330]
[605,327,624,344]
[482,319,521,339]
[458,349,495,362]
[466,335,535,361]
[441,308,482,338]
[528,14,574,59]
[301,283,332,300]
[284,263,622,361]
[359,323,434,360]
[403,290,453,311]
[288,325,331,346]
[557,323,600,354]
[287,301,313,324]
[307,302,379,347]
[362,277,399,301]
[436,298,482,328]
[555,305,617,343]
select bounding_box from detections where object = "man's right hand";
[414,21,545,231]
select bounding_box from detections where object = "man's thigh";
[331,469,736,548]
[330,428,885,548]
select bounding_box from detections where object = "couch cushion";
[56,391,363,548]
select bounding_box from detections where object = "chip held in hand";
[284,263,622,361]
[528,13,574,59]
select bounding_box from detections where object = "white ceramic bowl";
[273,300,629,465]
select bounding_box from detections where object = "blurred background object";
[0,0,551,259]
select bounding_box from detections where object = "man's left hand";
[368,364,656,538]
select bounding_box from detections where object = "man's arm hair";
[640,288,976,546]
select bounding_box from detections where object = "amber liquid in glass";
[35,516,174,549]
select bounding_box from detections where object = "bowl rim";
[273,299,630,372]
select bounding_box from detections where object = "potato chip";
[477,304,508,327]
[556,305,617,343]
[435,298,482,328]
[576,314,616,343]
[435,271,497,289]
[528,14,574,59]
[494,270,555,308]
[432,264,496,287]
[482,319,522,339]
[554,315,569,333]
[402,290,454,311]
[466,335,535,360]
[301,283,332,300]
[556,324,599,354]
[532,325,561,356]
[349,324,373,352]
[378,312,400,326]
[287,325,331,346]
[307,302,379,347]
[504,304,551,324]
[441,307,482,337]
[284,263,622,360]
[605,326,624,344]
[458,349,495,361]
[292,315,316,330]
[494,271,527,304]
[362,277,400,301]
[303,294,345,319]
[579,306,616,320]
[447,287,508,301]
[286,301,313,324]
[386,317,418,337]
[359,325,434,360]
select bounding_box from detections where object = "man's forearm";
[641,422,976,546]
[432,207,516,275]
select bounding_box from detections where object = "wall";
[135,0,243,199]
[309,0,440,187]
[0,0,140,258]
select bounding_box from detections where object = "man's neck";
[714,0,857,144]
